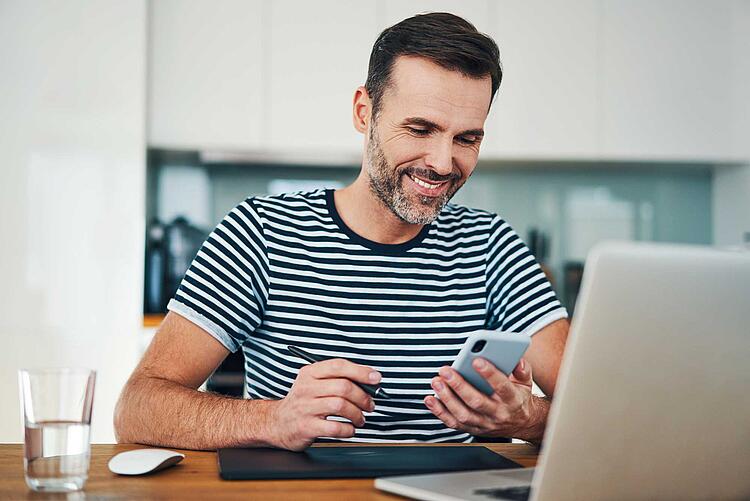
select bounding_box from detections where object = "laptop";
[376,242,750,500]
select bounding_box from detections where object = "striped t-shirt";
[168,188,567,443]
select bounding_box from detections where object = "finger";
[430,376,482,427]
[509,358,533,387]
[314,396,366,427]
[312,378,374,411]
[303,358,381,385]
[424,395,460,429]
[438,366,496,415]
[424,396,482,435]
[316,419,356,439]
[472,358,521,405]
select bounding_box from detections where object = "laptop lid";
[533,242,750,501]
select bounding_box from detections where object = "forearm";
[515,395,551,445]
[114,375,277,450]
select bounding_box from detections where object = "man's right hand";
[268,358,381,451]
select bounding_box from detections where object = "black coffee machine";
[144,216,207,314]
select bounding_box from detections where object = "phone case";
[450,330,531,395]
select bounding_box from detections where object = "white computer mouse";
[108,448,185,475]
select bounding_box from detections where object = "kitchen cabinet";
[147,0,745,163]
[729,0,750,160]
[380,0,493,34]
[598,0,734,160]
[149,0,264,150]
[266,1,379,157]
[483,1,599,159]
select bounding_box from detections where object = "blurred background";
[1,0,749,443]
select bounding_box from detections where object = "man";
[115,12,569,451]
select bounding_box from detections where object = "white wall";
[0,1,146,442]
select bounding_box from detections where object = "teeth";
[411,176,441,189]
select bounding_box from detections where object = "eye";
[456,135,480,145]
[407,127,430,136]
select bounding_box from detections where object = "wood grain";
[143,314,165,328]
[0,443,538,499]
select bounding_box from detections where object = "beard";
[365,124,464,225]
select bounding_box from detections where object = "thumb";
[510,358,532,387]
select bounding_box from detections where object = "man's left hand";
[424,357,548,443]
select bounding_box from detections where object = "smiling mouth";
[410,175,445,190]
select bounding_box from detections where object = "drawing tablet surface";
[218,445,521,480]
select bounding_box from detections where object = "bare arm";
[509,317,570,442]
[114,312,276,450]
[114,311,379,451]
[524,317,570,397]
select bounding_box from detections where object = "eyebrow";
[401,117,484,137]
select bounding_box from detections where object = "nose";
[423,137,454,177]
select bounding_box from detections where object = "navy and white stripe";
[168,188,567,443]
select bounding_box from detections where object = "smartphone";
[450,330,531,395]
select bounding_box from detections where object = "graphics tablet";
[217,445,520,480]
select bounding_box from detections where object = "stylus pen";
[287,345,391,399]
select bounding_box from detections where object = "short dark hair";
[365,12,502,118]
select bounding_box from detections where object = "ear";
[352,86,371,134]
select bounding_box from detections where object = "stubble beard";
[365,123,463,225]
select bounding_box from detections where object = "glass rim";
[18,367,96,376]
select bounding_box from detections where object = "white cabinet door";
[730,0,750,161]
[599,0,734,160]
[149,0,264,150]
[380,0,493,34]
[267,1,379,157]
[483,1,599,159]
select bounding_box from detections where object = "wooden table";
[0,443,538,499]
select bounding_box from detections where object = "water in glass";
[24,420,91,492]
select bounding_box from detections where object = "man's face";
[365,56,492,225]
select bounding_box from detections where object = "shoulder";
[434,202,500,232]
[433,203,525,255]
[244,188,329,220]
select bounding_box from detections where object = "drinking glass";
[18,368,96,492]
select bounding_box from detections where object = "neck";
[334,172,424,245]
